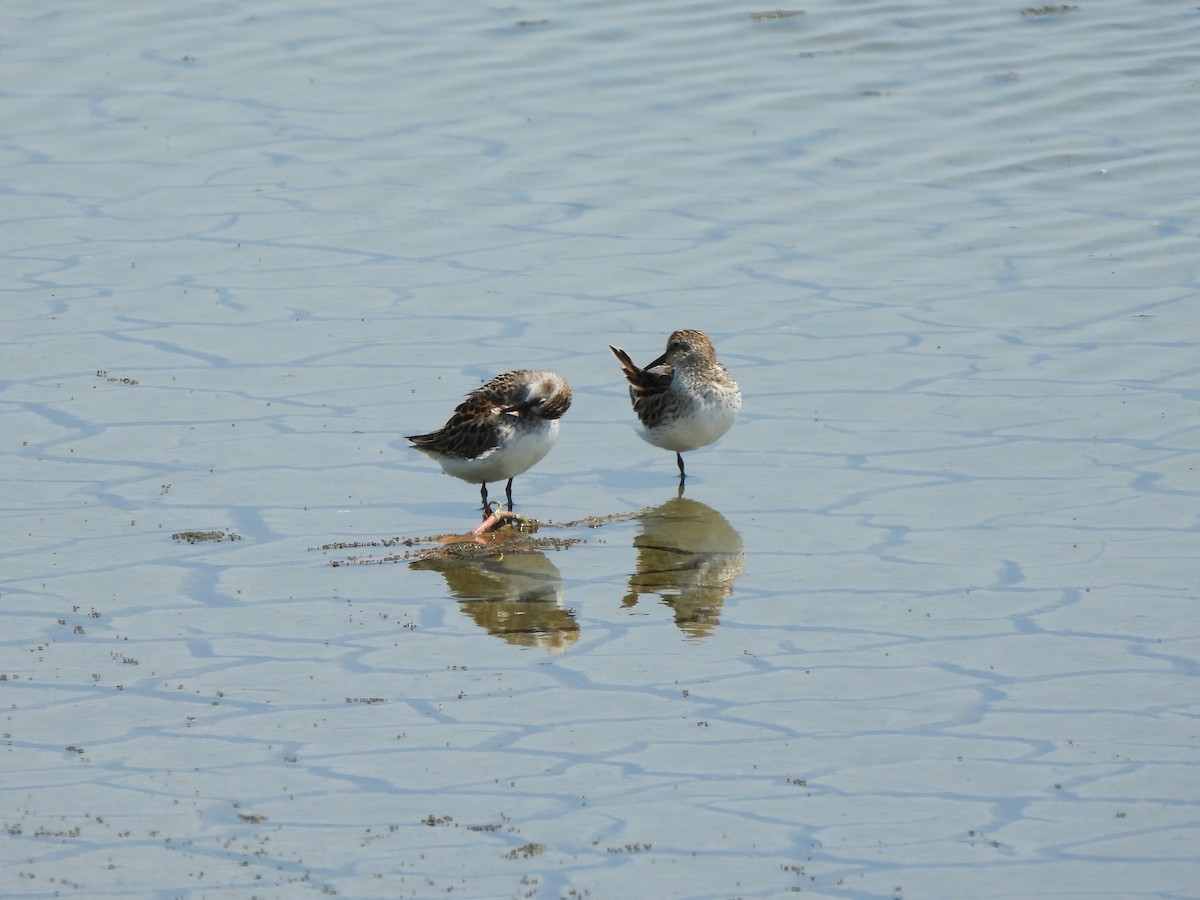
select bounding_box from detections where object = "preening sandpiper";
[407,370,572,516]
[609,329,740,484]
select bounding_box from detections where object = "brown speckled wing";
[610,346,674,427]
[468,370,527,408]
[406,390,506,460]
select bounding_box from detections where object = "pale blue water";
[2,0,1198,897]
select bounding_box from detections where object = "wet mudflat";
[2,0,1198,897]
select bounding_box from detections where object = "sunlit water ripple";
[2,0,1197,897]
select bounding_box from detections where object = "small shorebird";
[407,370,571,516]
[609,329,740,484]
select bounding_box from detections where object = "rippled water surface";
[3,0,1198,897]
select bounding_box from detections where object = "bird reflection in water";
[622,496,745,637]
[410,551,578,652]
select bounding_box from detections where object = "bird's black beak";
[646,351,671,370]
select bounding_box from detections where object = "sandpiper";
[407,370,571,516]
[610,330,740,484]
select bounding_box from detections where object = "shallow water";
[3,0,1198,897]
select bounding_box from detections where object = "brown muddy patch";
[318,509,645,566]
[171,530,242,544]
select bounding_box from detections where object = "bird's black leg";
[480,483,490,519]
[676,452,687,485]
[504,478,515,511]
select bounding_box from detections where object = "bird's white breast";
[437,418,559,484]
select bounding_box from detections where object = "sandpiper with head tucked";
[609,329,740,484]
[407,370,572,516]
